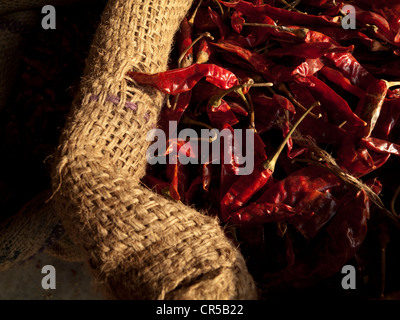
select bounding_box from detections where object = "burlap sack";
[0,190,84,271]
[51,0,258,299]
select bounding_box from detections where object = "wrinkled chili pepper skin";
[178,17,194,68]
[322,52,377,90]
[361,136,400,156]
[127,63,239,95]
[220,133,270,220]
[264,190,370,289]
[372,98,400,140]
[319,66,365,98]
[267,42,353,59]
[299,75,366,127]
[226,166,342,225]
[355,79,388,138]
[219,0,340,26]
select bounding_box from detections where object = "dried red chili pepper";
[219,0,340,26]
[318,66,365,98]
[361,136,400,156]
[322,51,377,90]
[297,75,366,128]
[178,17,194,68]
[267,42,353,59]
[195,38,214,64]
[220,104,318,221]
[207,99,239,129]
[231,10,245,33]
[127,63,239,95]
[355,79,388,137]
[371,98,400,140]
[263,189,370,289]
[352,4,396,46]
[207,6,228,39]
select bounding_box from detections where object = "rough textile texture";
[51,0,258,300]
[0,190,60,271]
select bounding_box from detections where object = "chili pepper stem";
[278,0,306,14]
[213,0,224,16]
[276,83,322,119]
[387,81,400,88]
[263,102,320,171]
[242,23,309,39]
[188,0,203,26]
[246,93,256,131]
[390,185,400,216]
[181,114,218,142]
[178,32,214,68]
[209,80,273,108]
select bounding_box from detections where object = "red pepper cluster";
[129,0,400,298]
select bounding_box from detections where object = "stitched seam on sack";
[90,94,151,122]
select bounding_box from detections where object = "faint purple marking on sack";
[90,94,139,112]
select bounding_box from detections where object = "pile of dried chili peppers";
[128,0,400,299]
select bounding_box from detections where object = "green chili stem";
[246,93,256,131]
[209,80,273,108]
[276,83,322,119]
[263,102,320,171]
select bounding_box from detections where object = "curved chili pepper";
[227,165,342,226]
[231,10,245,33]
[212,40,316,82]
[361,136,400,156]
[195,38,214,64]
[322,52,377,90]
[351,4,396,46]
[219,0,340,26]
[127,63,239,95]
[299,75,366,127]
[220,132,268,219]
[267,42,353,59]
[207,99,239,129]
[313,26,386,51]
[355,79,388,138]
[178,17,194,68]
[372,98,400,140]
[208,6,228,39]
[159,91,192,132]
[337,133,391,177]
[318,66,365,98]
[221,105,318,221]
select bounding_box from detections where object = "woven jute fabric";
[0,190,59,271]
[51,0,258,299]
